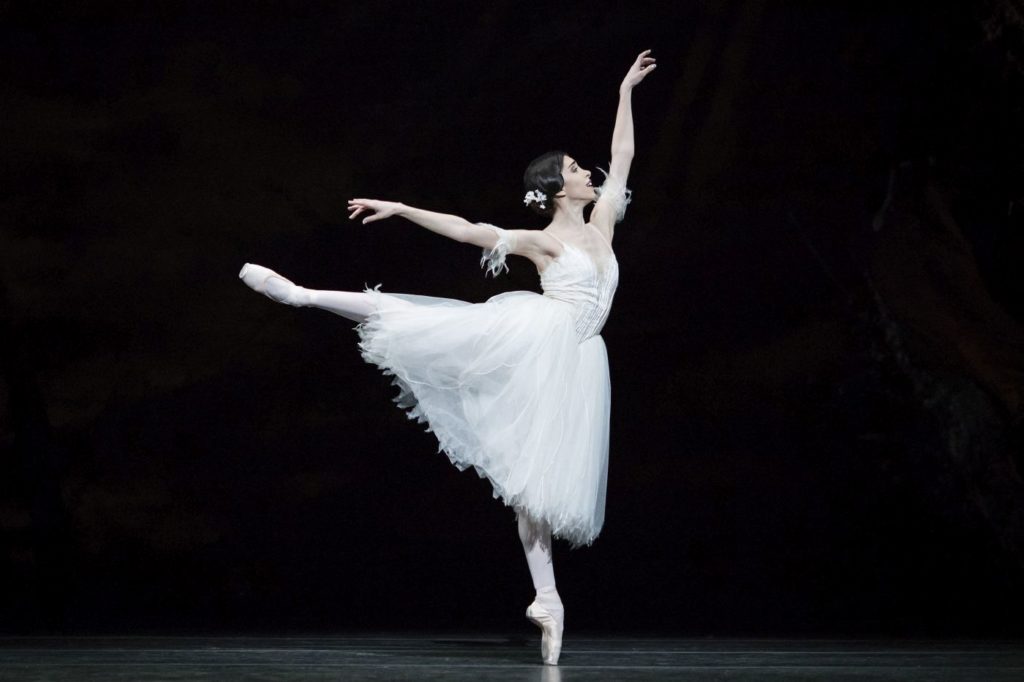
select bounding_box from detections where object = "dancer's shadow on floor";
[425,636,562,677]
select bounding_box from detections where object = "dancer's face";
[558,156,595,202]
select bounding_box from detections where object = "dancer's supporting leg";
[518,508,564,665]
[239,263,392,323]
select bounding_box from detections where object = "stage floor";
[1,635,1022,680]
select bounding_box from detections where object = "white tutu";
[356,286,610,547]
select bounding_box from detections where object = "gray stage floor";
[1,635,1022,681]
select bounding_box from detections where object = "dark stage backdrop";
[2,1,1023,636]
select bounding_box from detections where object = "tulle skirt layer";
[355,285,610,547]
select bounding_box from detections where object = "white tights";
[262,277,379,323]
[517,508,563,612]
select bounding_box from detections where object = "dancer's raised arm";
[591,50,656,237]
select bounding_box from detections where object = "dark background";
[2,0,1023,637]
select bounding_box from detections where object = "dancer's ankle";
[535,586,563,612]
[265,277,312,306]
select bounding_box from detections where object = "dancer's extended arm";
[591,49,656,239]
[347,199,553,258]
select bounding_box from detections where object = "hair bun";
[522,150,566,217]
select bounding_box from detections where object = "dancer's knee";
[517,508,550,548]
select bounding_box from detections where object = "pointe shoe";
[239,263,306,306]
[526,600,564,665]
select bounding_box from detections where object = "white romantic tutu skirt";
[355,285,610,547]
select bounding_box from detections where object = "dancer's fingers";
[349,199,380,212]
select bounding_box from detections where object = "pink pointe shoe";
[526,599,564,665]
[238,263,306,306]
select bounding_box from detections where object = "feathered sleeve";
[595,166,634,223]
[478,222,518,278]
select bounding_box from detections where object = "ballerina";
[239,49,656,665]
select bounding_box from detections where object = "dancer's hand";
[347,199,403,224]
[620,49,656,94]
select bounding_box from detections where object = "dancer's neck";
[548,204,588,233]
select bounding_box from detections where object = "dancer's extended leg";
[517,509,564,665]
[305,290,377,322]
[239,263,388,323]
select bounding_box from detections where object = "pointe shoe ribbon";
[239,263,303,306]
[526,601,563,666]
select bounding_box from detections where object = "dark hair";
[522,150,566,217]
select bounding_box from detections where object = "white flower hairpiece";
[523,189,547,209]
